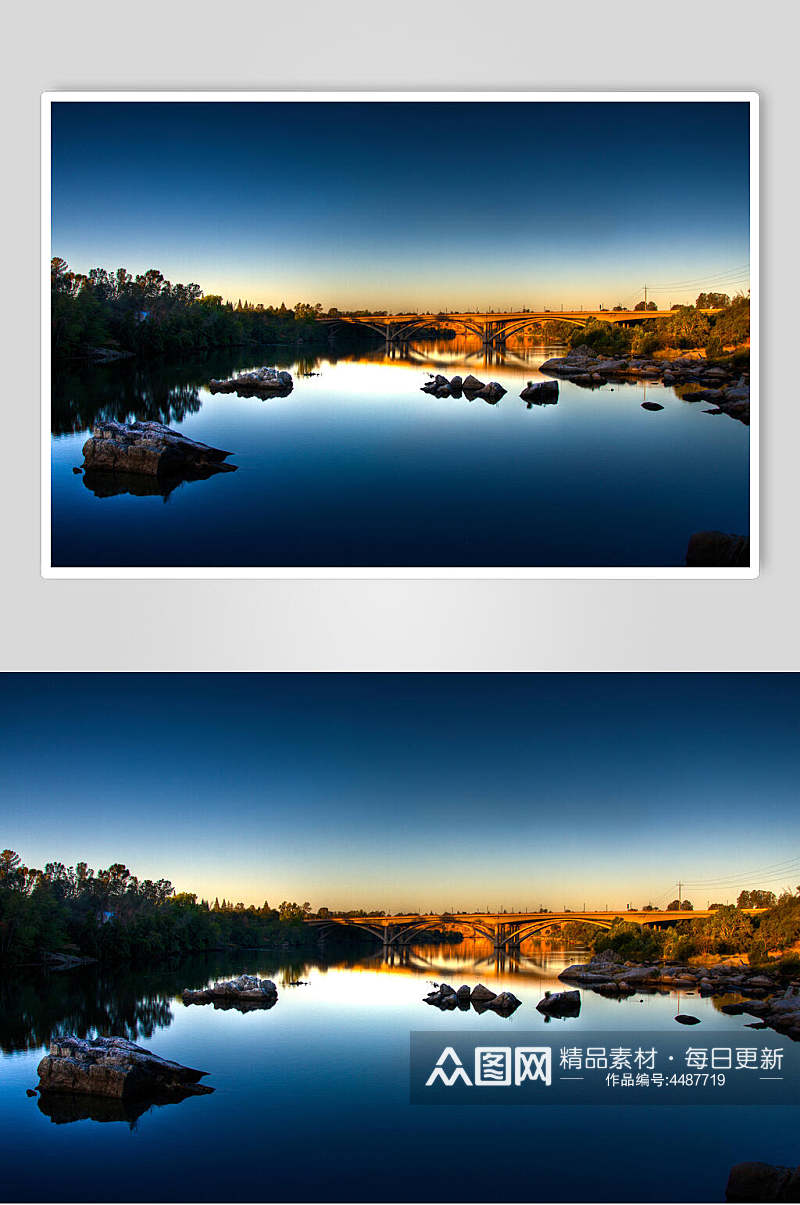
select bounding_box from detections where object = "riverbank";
[540,345,750,424]
[560,950,800,1039]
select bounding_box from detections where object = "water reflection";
[37,1089,205,1129]
[0,942,581,1056]
[51,340,569,436]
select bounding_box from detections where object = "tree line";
[50,258,370,360]
[567,889,800,972]
[0,849,318,966]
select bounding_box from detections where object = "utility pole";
[644,284,648,309]
[677,881,683,909]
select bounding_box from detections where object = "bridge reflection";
[372,939,576,979]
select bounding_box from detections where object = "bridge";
[320,309,719,350]
[305,908,763,953]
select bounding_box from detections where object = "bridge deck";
[306,908,763,926]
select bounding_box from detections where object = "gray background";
[2,0,796,671]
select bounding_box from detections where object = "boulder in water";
[208,367,293,396]
[183,974,278,1009]
[81,421,236,480]
[536,990,581,1017]
[36,1035,212,1100]
[521,380,559,405]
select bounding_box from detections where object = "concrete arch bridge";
[319,309,714,350]
[305,909,732,954]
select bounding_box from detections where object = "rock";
[461,374,486,392]
[726,1161,800,1202]
[456,985,472,1004]
[488,991,522,1015]
[593,359,628,375]
[536,990,581,1017]
[72,466,82,474]
[36,1035,212,1100]
[183,974,278,1009]
[641,401,664,411]
[478,381,506,403]
[81,421,236,481]
[620,966,659,984]
[424,983,457,1007]
[449,375,463,396]
[686,531,750,568]
[675,1014,701,1025]
[26,1088,37,1097]
[435,385,451,397]
[208,367,293,396]
[470,983,497,1003]
[520,380,559,404]
[720,1002,747,1015]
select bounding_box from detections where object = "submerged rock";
[536,990,581,1018]
[477,381,506,403]
[675,1014,701,1025]
[686,531,750,568]
[424,983,457,1007]
[183,974,278,1009]
[209,367,293,396]
[81,421,236,481]
[641,401,664,411]
[488,991,522,1015]
[36,1035,212,1100]
[726,1161,800,1202]
[520,380,559,405]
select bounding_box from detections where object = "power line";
[680,855,800,887]
[641,263,750,289]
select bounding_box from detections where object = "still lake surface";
[50,341,750,568]
[1,940,795,1202]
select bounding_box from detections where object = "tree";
[667,898,693,911]
[738,889,777,909]
[634,301,658,311]
[696,292,731,310]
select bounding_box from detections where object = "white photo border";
[41,90,759,580]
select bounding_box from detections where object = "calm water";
[50,341,750,568]
[0,940,795,1202]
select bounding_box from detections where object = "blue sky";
[51,101,751,311]
[1,675,794,911]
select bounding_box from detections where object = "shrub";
[570,321,632,358]
[631,330,661,356]
[749,939,768,965]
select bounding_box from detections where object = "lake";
[1,939,795,1202]
[50,341,750,569]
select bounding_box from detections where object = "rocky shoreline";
[560,951,800,1038]
[539,345,750,424]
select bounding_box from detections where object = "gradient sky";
[1,675,795,912]
[50,101,751,311]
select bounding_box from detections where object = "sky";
[1,674,795,912]
[50,100,751,311]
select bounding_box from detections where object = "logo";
[426,1045,551,1088]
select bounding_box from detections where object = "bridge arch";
[490,315,588,343]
